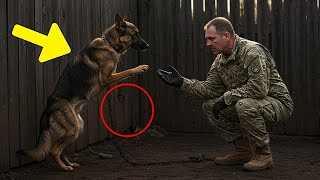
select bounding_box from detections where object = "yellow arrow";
[12,23,71,63]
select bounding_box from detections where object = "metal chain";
[111,138,138,166]
[105,84,138,165]
[106,85,115,131]
[111,137,214,167]
[104,68,213,167]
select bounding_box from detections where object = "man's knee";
[235,98,257,115]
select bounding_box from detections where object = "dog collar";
[102,36,119,54]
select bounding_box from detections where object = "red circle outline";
[99,83,154,138]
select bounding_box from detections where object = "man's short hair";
[204,17,235,38]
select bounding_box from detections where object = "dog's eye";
[132,32,138,37]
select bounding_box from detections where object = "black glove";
[212,96,228,119]
[157,65,183,88]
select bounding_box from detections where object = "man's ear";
[224,31,231,41]
[115,13,126,27]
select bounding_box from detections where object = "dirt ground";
[1,131,320,180]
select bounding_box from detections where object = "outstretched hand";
[157,65,183,88]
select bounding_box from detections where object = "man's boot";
[243,144,274,171]
[215,138,253,165]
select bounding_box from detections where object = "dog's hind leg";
[60,114,84,168]
[49,108,80,171]
[50,131,78,171]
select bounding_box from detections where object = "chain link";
[111,137,214,166]
[104,66,213,167]
[106,85,115,130]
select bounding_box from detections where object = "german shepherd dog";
[17,13,149,171]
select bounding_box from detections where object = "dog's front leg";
[101,64,149,85]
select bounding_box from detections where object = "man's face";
[205,26,228,55]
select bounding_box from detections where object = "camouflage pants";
[202,96,290,147]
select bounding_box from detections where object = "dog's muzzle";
[131,40,149,51]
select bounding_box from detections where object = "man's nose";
[206,41,212,46]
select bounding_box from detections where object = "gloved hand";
[212,96,228,119]
[157,65,183,88]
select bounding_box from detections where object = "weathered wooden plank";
[18,0,35,165]
[190,0,206,132]
[295,0,308,135]
[257,0,269,47]
[230,0,240,33]
[18,0,29,165]
[34,0,44,150]
[156,0,172,130]
[309,0,320,135]
[8,0,21,168]
[304,0,320,135]
[293,0,306,135]
[25,0,37,165]
[217,0,228,18]
[315,0,320,135]
[243,0,255,40]
[0,0,10,171]
[180,0,195,132]
[271,0,283,75]
[283,0,297,135]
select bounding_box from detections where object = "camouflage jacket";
[179,35,293,112]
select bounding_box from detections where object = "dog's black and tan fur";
[17,13,149,171]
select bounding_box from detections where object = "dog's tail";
[16,129,52,161]
[17,110,52,161]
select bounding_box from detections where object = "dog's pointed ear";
[115,13,125,27]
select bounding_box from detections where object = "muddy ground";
[1,132,320,179]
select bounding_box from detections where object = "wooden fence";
[0,0,140,172]
[1,0,319,171]
[137,0,320,135]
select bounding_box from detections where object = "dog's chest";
[86,76,103,100]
